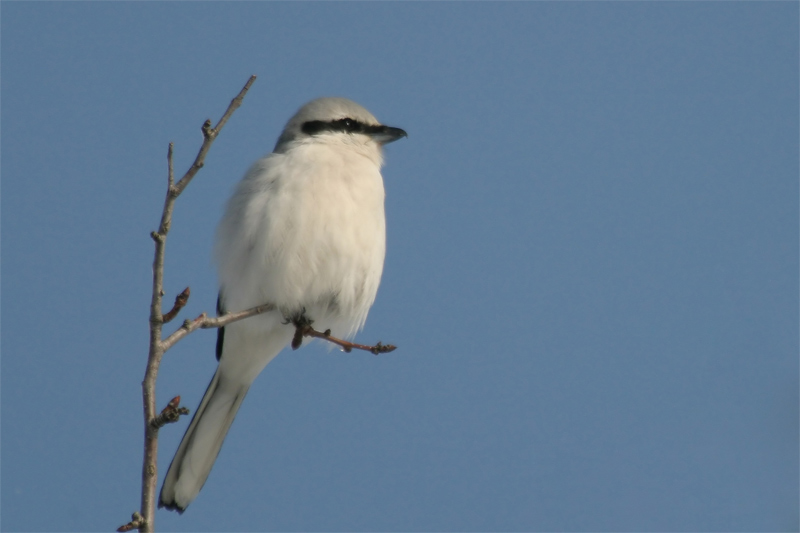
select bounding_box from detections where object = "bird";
[159,97,406,513]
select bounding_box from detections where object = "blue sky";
[2,3,797,532]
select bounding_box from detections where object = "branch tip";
[162,287,191,323]
[167,142,174,187]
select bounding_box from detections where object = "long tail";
[158,368,250,513]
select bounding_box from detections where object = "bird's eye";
[337,118,359,132]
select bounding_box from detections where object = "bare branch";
[136,75,257,533]
[160,302,276,352]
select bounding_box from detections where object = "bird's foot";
[286,308,313,350]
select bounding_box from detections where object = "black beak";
[368,125,408,145]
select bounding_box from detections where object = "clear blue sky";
[2,3,797,532]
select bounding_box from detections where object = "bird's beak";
[370,125,408,145]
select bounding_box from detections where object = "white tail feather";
[158,369,249,512]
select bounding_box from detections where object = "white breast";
[216,139,386,339]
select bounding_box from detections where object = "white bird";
[159,97,406,513]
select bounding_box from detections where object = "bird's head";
[274,97,407,154]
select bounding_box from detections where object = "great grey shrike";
[159,97,406,512]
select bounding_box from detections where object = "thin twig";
[292,321,397,355]
[172,75,257,196]
[160,303,276,352]
[167,143,174,190]
[162,287,190,324]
